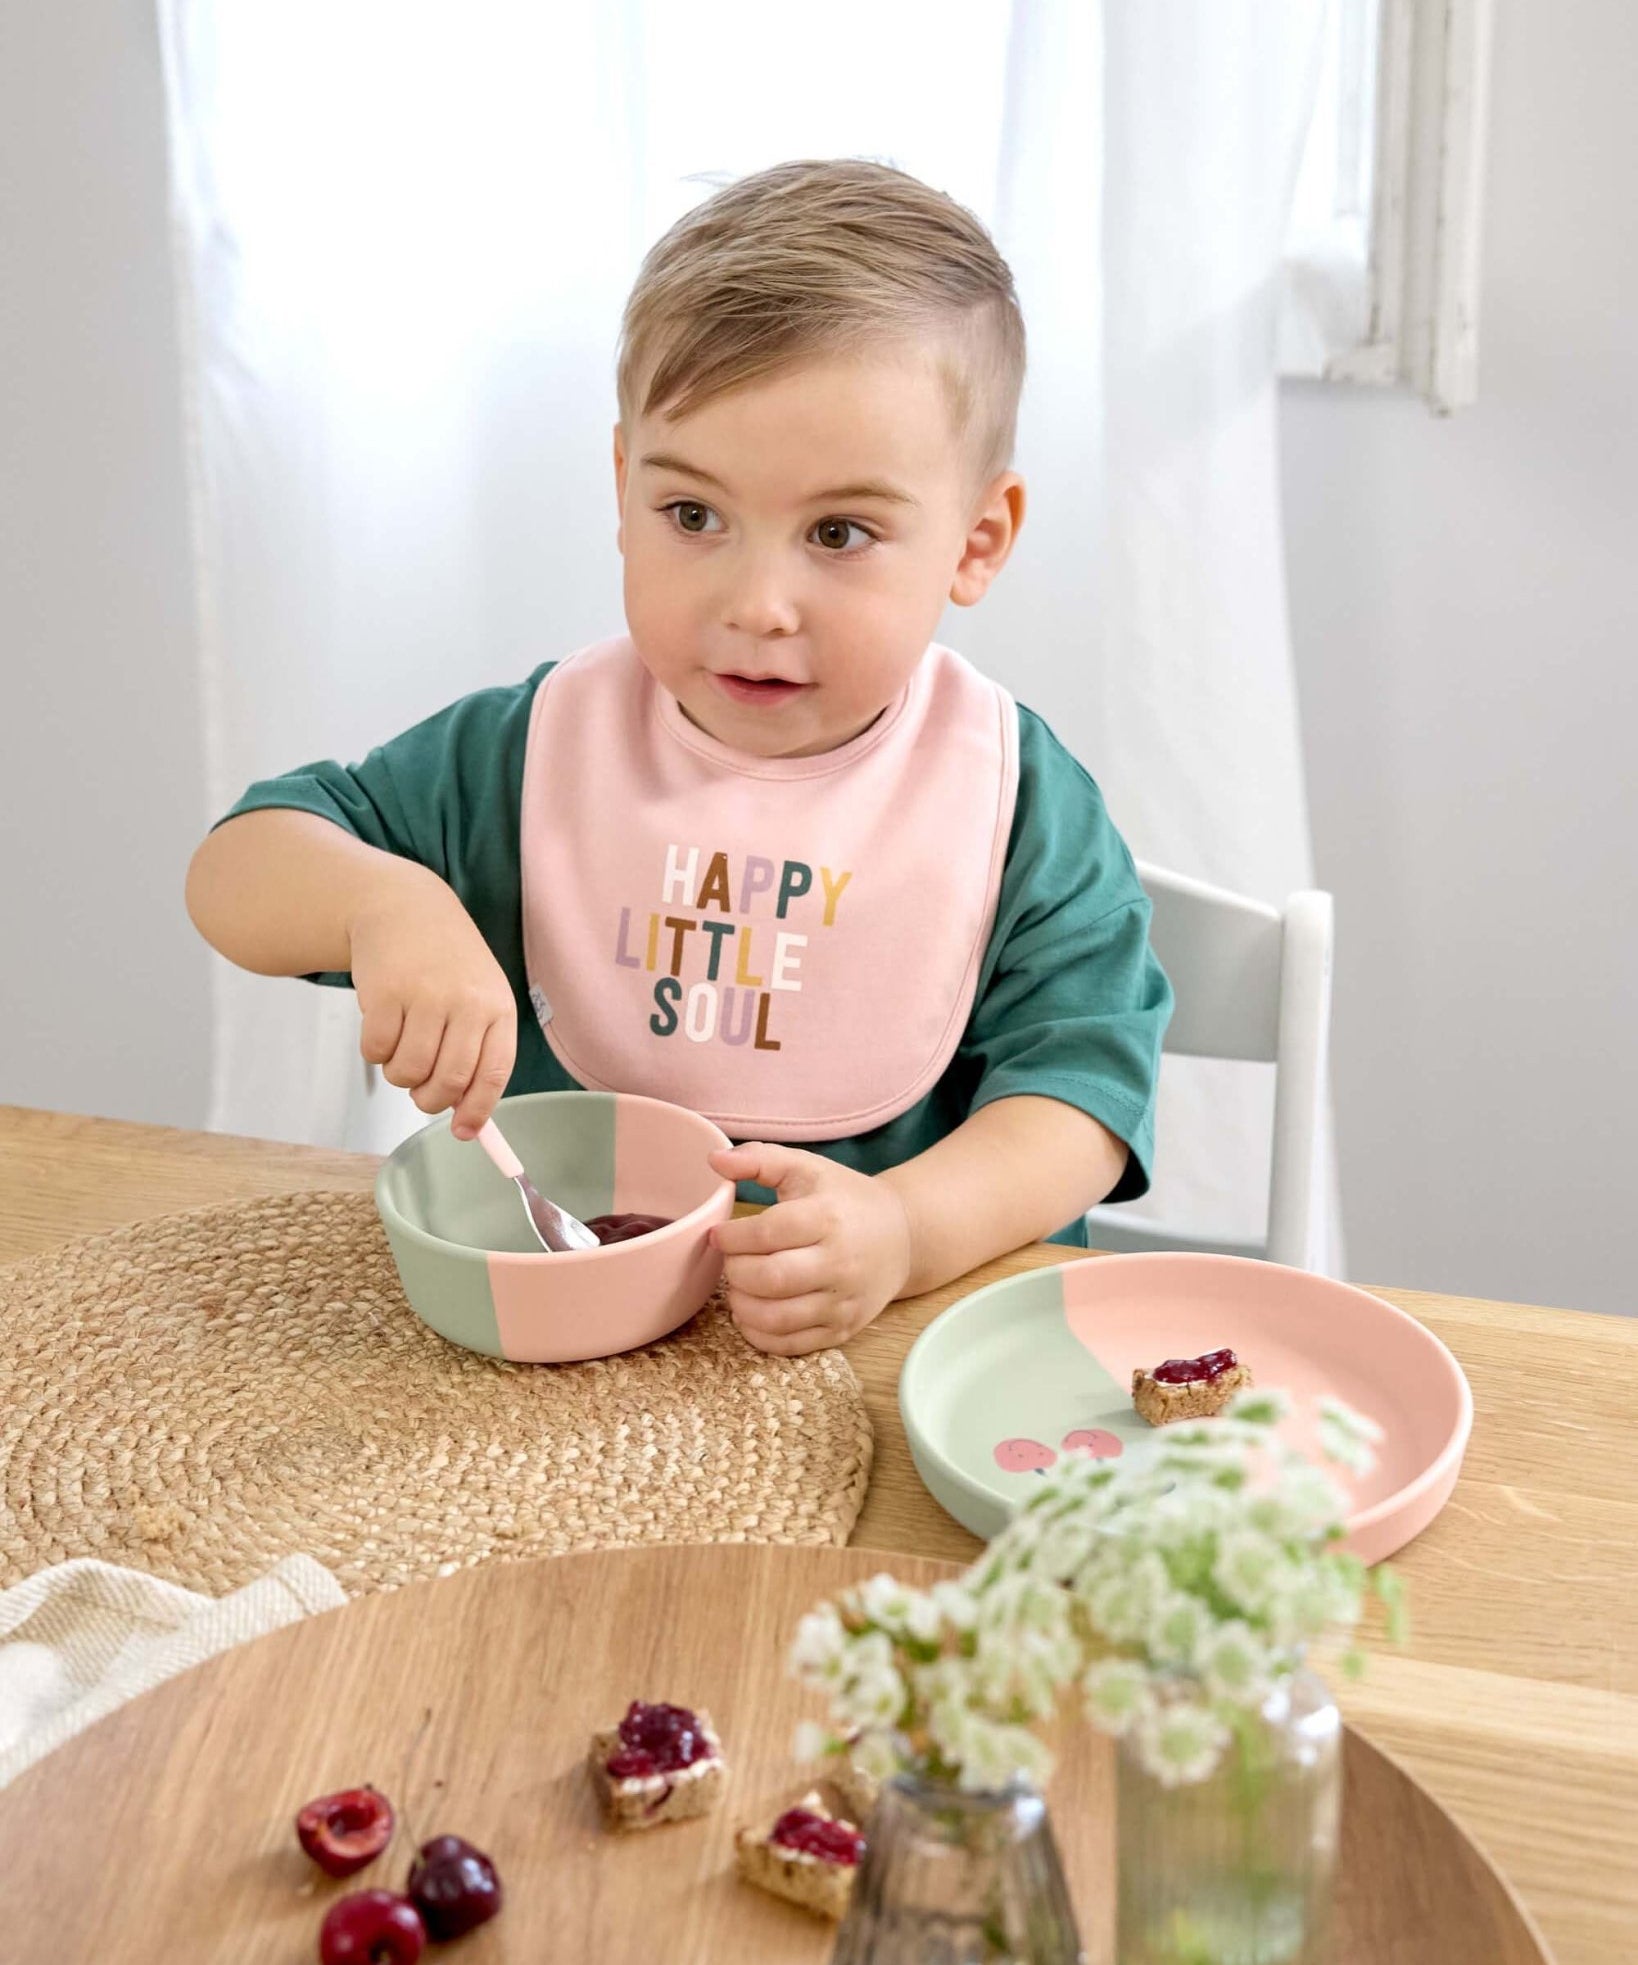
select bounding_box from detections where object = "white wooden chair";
[1086,862,1335,1272]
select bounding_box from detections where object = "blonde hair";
[617,159,1026,486]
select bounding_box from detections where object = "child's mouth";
[711,673,808,708]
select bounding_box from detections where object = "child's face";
[613,348,1023,758]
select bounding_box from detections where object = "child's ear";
[612,422,629,553]
[949,472,1025,606]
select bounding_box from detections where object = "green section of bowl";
[375,1091,621,1358]
[377,1091,617,1255]
[900,1264,1138,1541]
[377,1212,504,1355]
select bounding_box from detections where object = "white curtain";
[159,0,1332,1257]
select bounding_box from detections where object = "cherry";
[407,1835,503,1941]
[770,1807,866,1866]
[1151,1348,1239,1386]
[414,1833,481,1865]
[318,1890,425,1965]
[613,1700,708,1773]
[585,1212,673,1246]
[296,1786,396,1878]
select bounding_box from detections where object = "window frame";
[1285,0,1495,413]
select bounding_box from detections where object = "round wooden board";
[0,1545,1551,1963]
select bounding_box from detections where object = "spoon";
[474,1119,599,1252]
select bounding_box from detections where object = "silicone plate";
[900,1253,1472,1564]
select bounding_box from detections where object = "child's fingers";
[734,1319,840,1358]
[381,1004,446,1096]
[722,1244,830,1303]
[450,1017,516,1141]
[359,997,405,1067]
[708,1141,826,1199]
[727,1286,834,1337]
[713,1198,825,1258]
[416,1014,487,1117]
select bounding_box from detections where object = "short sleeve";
[216,664,550,988]
[960,707,1173,1202]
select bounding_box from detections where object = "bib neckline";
[650,659,921,782]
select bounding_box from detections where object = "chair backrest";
[1087,861,1334,1272]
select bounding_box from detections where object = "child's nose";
[722,556,801,638]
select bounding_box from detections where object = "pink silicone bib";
[519,638,1018,1140]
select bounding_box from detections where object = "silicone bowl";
[375,1091,735,1362]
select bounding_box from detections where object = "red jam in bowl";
[584,1212,673,1246]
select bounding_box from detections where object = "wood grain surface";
[3,1105,1635,1963]
[0,1544,1551,1964]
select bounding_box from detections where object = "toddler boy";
[187,159,1172,1355]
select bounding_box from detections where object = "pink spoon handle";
[476,1119,523,1180]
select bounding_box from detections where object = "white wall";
[1281,0,1638,1313]
[2,3,1633,1312]
[0,2,211,1128]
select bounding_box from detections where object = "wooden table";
[3,1104,1635,1964]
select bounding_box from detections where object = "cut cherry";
[1151,1348,1239,1386]
[612,1700,709,1773]
[318,1889,425,1965]
[407,1834,503,1941]
[585,1212,673,1246]
[296,1785,396,1878]
[770,1807,866,1867]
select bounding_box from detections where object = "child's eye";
[810,518,875,554]
[661,500,723,536]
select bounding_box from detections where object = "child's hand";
[347,877,517,1141]
[705,1143,913,1355]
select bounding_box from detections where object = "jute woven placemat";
[0,1192,873,1598]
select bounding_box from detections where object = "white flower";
[929,1579,980,1632]
[789,1387,1403,1801]
[1319,1395,1383,1446]
[1033,1514,1099,1582]
[1212,1531,1289,1617]
[1078,1546,1171,1642]
[1318,1397,1382,1477]
[1197,1620,1274,1708]
[902,1591,945,1646]
[1082,1657,1154,1738]
[1271,1564,1362,1646]
[1134,1697,1233,1787]
[1146,1590,1213,1669]
[1226,1387,1292,1429]
[790,1605,849,1682]
[849,1629,896,1679]
[854,1729,903,1782]
[836,1659,906,1732]
[951,1716,1053,1793]
[791,1719,831,1763]
[1272,1463,1349,1537]
[913,1656,976,1741]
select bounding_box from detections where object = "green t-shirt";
[224,662,1172,1245]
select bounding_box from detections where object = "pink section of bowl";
[1060,1253,1473,1564]
[488,1096,734,1364]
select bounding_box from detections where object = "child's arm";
[186,809,517,1138]
[708,1095,1126,1355]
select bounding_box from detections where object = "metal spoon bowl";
[474,1118,600,1252]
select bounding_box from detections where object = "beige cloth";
[0,1554,343,1788]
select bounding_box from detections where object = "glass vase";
[830,1772,1086,1964]
[1116,1668,1342,1965]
